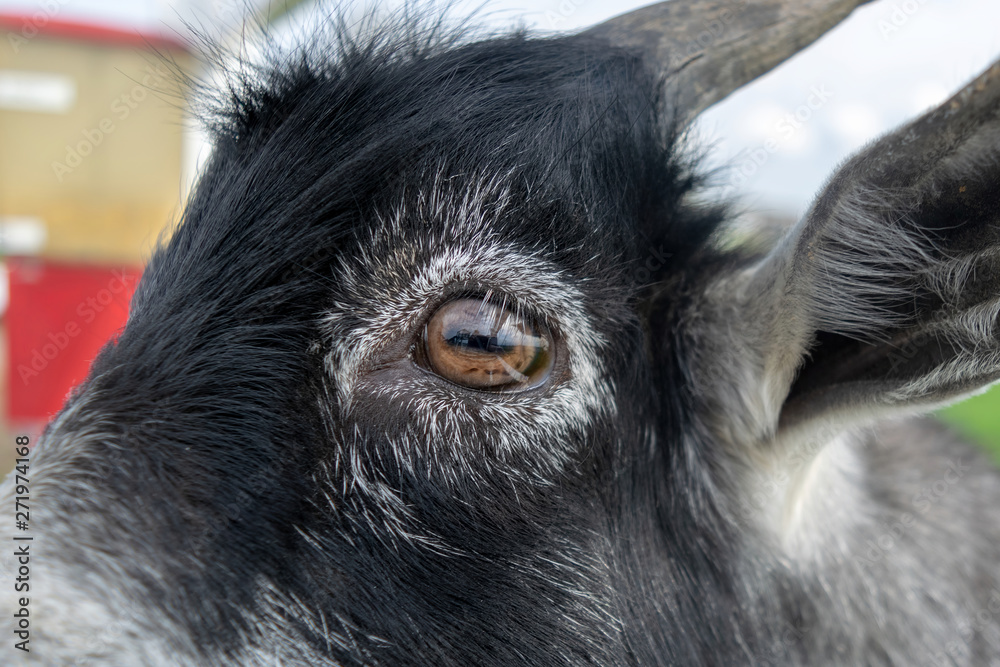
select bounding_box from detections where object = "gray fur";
[2,2,1000,665]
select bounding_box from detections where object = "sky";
[2,0,1000,221]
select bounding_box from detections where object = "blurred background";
[1,0,1000,476]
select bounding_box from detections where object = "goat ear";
[700,60,1000,446]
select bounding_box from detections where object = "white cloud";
[829,104,883,149]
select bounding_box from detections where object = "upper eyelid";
[423,286,555,332]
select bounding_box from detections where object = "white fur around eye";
[318,176,615,485]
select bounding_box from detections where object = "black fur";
[50,19,730,665]
[17,7,1000,666]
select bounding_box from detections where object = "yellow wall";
[0,30,192,264]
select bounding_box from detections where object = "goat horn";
[583,0,875,126]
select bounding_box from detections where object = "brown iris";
[421,298,553,390]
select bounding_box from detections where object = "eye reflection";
[421,298,553,390]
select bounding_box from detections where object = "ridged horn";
[583,0,875,126]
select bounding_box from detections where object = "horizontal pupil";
[422,297,554,391]
[445,330,521,355]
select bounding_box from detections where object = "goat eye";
[421,298,553,391]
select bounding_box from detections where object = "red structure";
[8,258,140,422]
[0,12,190,432]
[0,13,190,51]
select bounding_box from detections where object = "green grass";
[937,384,1000,463]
